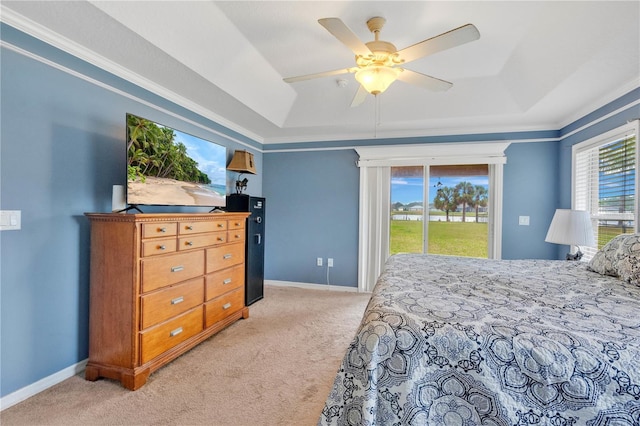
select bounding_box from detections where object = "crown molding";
[2,5,637,150]
[261,122,558,145]
[0,6,265,145]
[2,40,264,155]
[557,79,640,130]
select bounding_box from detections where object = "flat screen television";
[126,113,227,209]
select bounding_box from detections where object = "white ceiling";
[2,1,639,145]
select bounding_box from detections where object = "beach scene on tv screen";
[127,114,226,206]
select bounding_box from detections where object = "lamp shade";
[227,150,256,174]
[355,66,401,95]
[545,209,596,246]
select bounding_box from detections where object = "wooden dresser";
[84,212,250,390]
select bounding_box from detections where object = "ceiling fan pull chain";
[374,94,380,138]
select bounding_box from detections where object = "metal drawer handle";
[170,327,183,337]
[186,241,194,246]
[217,236,225,241]
[223,278,232,285]
[171,296,184,305]
[158,245,166,250]
[158,227,167,233]
[186,225,193,230]
[171,266,184,273]
[222,303,232,310]
[223,254,232,260]
[217,223,224,228]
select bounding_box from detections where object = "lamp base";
[566,250,583,261]
[235,177,249,194]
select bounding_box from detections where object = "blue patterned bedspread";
[319,254,640,425]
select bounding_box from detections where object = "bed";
[319,234,640,425]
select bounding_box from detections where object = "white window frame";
[356,142,510,292]
[572,121,640,260]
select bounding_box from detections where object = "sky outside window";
[392,175,489,205]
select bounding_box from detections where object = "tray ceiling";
[2,1,639,144]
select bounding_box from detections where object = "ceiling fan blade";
[283,67,355,83]
[318,18,372,57]
[350,85,368,107]
[397,24,480,64]
[397,69,453,91]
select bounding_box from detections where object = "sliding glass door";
[390,166,424,254]
[356,142,508,291]
[390,164,489,258]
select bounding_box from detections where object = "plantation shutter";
[573,123,638,260]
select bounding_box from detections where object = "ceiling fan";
[283,17,480,107]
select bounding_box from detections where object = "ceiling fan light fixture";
[355,66,401,95]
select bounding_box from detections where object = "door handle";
[255,233,262,245]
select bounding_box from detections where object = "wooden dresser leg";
[84,364,100,382]
[121,369,150,391]
[242,307,250,319]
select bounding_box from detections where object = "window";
[573,122,639,260]
[390,165,489,258]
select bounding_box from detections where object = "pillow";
[587,233,624,276]
[612,233,640,286]
[588,233,640,286]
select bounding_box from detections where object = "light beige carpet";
[1,286,371,426]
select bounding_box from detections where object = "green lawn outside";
[390,220,488,258]
[390,221,630,258]
[597,226,634,248]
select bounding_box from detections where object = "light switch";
[0,210,21,231]
[518,216,530,226]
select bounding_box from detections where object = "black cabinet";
[226,194,265,305]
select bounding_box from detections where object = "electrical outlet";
[316,257,323,267]
[328,258,334,268]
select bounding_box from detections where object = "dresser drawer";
[141,277,204,329]
[206,264,244,301]
[205,288,244,328]
[142,238,177,257]
[178,231,226,251]
[227,229,245,244]
[206,243,245,273]
[141,251,204,293]
[228,219,245,230]
[142,222,178,239]
[139,307,203,364]
[179,220,226,235]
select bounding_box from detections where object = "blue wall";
[263,149,360,286]
[2,21,639,402]
[502,142,560,259]
[0,26,262,398]
[262,140,561,289]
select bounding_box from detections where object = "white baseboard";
[0,281,364,411]
[0,358,88,411]
[265,280,365,293]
